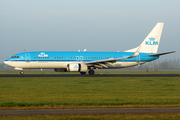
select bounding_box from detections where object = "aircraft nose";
[4,61,8,65]
[4,60,10,66]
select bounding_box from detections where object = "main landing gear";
[20,71,24,75]
[88,69,95,75]
[80,69,95,75]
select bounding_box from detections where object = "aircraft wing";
[84,57,129,68]
[84,47,141,68]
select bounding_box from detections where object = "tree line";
[130,58,180,70]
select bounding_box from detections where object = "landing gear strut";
[88,69,95,75]
[20,71,24,75]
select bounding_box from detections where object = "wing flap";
[85,57,126,64]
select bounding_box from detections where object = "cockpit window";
[11,56,19,58]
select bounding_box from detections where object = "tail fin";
[125,22,164,53]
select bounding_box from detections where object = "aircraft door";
[25,53,30,62]
[80,56,83,61]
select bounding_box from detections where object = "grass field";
[0,77,180,110]
[0,70,180,74]
[1,113,180,120]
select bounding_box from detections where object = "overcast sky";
[1,0,180,63]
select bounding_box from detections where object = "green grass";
[0,77,180,108]
[1,114,180,120]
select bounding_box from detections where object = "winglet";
[128,46,142,58]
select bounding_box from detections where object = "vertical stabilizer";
[125,23,164,53]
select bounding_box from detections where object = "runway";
[0,74,180,77]
[0,108,180,115]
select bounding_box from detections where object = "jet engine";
[67,63,87,72]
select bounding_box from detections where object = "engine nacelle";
[67,63,87,72]
[54,68,67,72]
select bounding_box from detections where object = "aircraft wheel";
[88,70,95,75]
[20,71,24,75]
[80,72,86,75]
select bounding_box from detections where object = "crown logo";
[38,53,48,57]
[149,37,155,41]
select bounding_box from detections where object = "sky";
[1,0,180,63]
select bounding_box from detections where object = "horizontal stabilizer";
[148,51,176,57]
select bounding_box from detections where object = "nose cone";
[4,60,9,66]
[4,59,11,67]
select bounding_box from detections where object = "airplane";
[4,22,176,75]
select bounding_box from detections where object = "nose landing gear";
[20,71,24,75]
